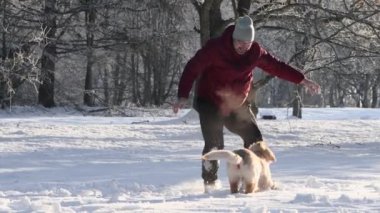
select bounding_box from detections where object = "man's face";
[233,39,253,55]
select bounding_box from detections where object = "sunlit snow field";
[0,107,379,212]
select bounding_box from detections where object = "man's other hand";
[173,98,188,114]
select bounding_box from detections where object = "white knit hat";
[232,16,255,42]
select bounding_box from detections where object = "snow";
[0,107,379,212]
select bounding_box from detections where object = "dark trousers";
[194,98,263,183]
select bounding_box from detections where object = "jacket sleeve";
[256,47,305,84]
[177,45,212,99]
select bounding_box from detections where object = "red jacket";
[178,25,304,111]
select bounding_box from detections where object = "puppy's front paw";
[271,182,280,190]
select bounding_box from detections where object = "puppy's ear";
[262,147,276,163]
[250,141,276,162]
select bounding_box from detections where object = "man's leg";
[224,103,263,148]
[196,98,224,185]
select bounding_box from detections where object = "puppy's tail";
[202,150,242,165]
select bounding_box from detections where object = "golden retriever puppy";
[202,141,276,194]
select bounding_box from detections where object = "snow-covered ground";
[0,107,379,212]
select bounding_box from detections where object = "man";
[173,15,320,190]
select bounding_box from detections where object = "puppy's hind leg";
[229,178,239,194]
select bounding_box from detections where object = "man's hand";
[172,98,188,114]
[300,78,321,95]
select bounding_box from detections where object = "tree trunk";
[1,0,6,61]
[371,84,378,108]
[328,85,335,107]
[116,53,127,105]
[198,0,213,47]
[248,75,274,115]
[142,56,152,106]
[292,90,302,118]
[361,74,370,108]
[103,68,110,107]
[1,0,8,108]
[196,0,225,46]
[38,0,56,108]
[372,69,380,108]
[83,0,96,106]
[237,0,251,16]
[291,27,310,112]
[131,53,139,105]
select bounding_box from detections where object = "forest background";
[1,0,379,112]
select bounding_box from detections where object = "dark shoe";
[202,160,220,193]
[201,160,219,183]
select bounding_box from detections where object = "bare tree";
[2,0,378,109]
[0,0,42,108]
[99,0,188,107]
[372,69,380,108]
[83,0,96,106]
[38,0,57,107]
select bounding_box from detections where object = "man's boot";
[202,160,221,193]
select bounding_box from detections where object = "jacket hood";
[219,25,241,59]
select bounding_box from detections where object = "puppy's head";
[249,141,276,163]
